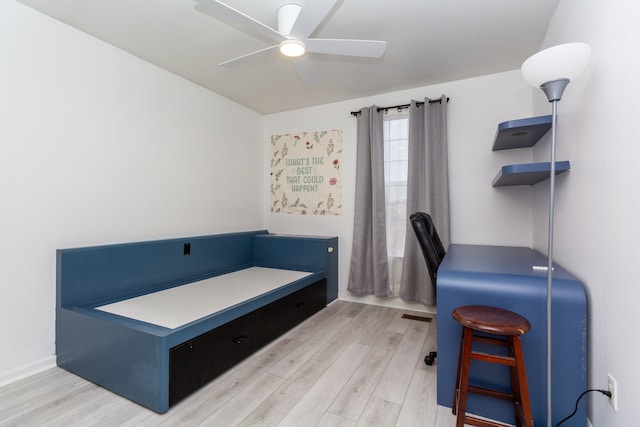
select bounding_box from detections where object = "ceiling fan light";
[279,39,306,57]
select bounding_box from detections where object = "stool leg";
[452,328,465,415]
[510,335,533,427]
[507,337,523,427]
[455,327,474,427]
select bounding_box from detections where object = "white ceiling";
[17,0,560,114]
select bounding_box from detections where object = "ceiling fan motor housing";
[278,4,302,35]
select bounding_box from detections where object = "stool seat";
[452,305,531,336]
[452,305,534,427]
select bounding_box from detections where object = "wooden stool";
[452,305,534,427]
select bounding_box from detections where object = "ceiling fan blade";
[306,39,387,58]
[219,45,279,67]
[290,0,339,38]
[195,0,286,44]
[292,56,320,86]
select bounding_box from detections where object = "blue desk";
[437,244,586,427]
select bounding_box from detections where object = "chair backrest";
[409,212,446,288]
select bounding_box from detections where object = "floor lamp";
[521,42,591,426]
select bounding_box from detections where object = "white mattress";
[95,267,313,329]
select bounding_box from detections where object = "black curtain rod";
[350,97,449,116]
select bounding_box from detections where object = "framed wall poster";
[270,129,342,215]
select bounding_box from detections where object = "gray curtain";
[399,96,450,305]
[347,106,391,297]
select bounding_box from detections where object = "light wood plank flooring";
[0,301,457,427]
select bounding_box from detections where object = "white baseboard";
[0,356,57,388]
[338,294,437,315]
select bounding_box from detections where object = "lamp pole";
[546,96,558,427]
[522,43,590,426]
[540,77,568,427]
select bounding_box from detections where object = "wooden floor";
[0,301,457,427]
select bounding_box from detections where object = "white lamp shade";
[521,42,592,87]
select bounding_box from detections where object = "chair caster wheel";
[424,351,437,366]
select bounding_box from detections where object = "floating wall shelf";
[492,161,570,187]
[491,115,569,186]
[492,115,552,151]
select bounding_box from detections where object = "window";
[383,114,409,293]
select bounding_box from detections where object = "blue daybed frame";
[56,230,338,413]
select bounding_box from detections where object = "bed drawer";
[168,278,326,406]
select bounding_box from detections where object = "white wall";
[0,2,264,383]
[264,70,536,311]
[530,1,640,426]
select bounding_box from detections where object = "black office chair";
[409,212,446,366]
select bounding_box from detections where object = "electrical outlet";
[607,373,618,411]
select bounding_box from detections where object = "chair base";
[424,351,437,366]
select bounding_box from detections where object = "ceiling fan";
[194,0,387,84]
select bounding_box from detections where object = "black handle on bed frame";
[232,335,249,344]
